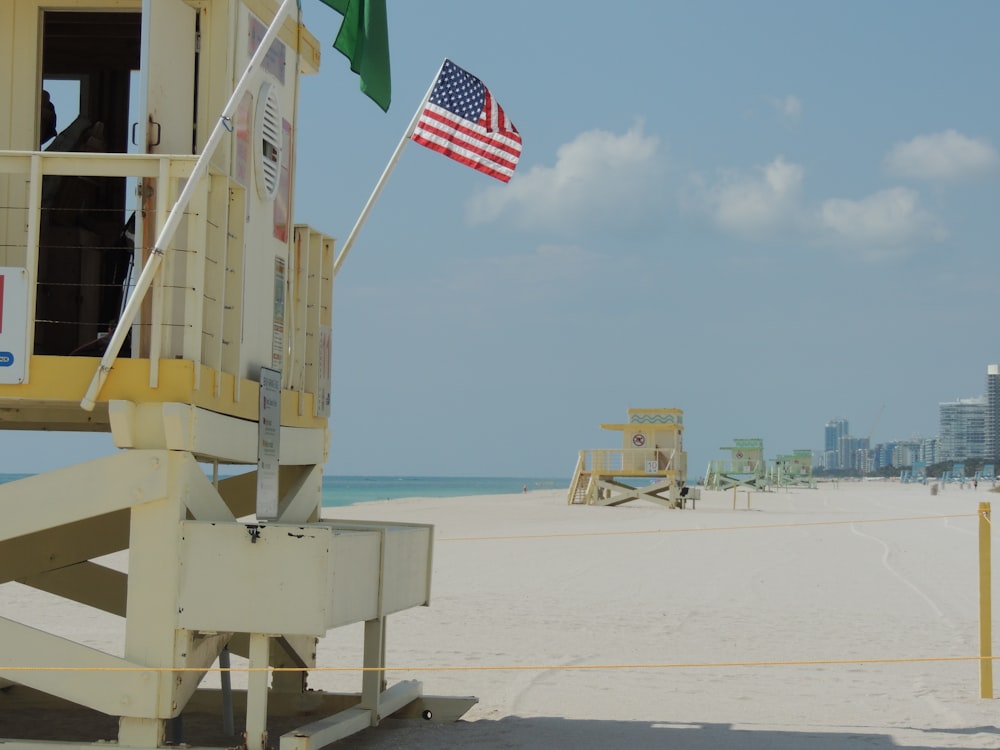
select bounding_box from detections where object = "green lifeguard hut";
[0,1,471,748]
[568,407,695,508]
[705,438,768,491]
[770,449,815,488]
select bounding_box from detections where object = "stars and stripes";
[412,59,522,183]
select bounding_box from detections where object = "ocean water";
[322,475,567,507]
[0,473,567,508]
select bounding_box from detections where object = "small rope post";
[979,501,993,699]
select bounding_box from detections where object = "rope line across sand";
[437,512,981,542]
[2,510,994,676]
[3,654,1000,674]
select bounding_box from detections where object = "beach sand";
[4,480,1000,748]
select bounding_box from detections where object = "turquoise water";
[0,473,567,508]
[322,475,566,507]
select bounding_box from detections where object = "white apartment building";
[939,397,988,461]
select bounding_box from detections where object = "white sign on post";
[0,268,28,384]
[257,367,281,520]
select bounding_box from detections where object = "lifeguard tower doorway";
[35,10,143,356]
[33,2,206,359]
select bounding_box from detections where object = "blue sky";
[5,1,998,479]
[294,1,999,478]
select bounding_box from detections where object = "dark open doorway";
[36,11,140,356]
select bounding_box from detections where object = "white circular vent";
[254,82,282,200]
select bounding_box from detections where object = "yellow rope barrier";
[438,512,980,542]
[2,511,994,682]
[3,654,1000,674]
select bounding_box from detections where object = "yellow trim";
[0,356,325,430]
[600,423,682,431]
[628,407,684,417]
[241,0,322,74]
[595,470,683,479]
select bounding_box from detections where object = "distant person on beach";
[522,485,527,493]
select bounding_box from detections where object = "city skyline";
[818,363,1000,472]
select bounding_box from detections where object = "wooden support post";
[220,646,235,736]
[979,501,992,699]
[246,634,271,750]
[361,617,387,725]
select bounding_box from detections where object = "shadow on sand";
[3,706,998,749]
[344,715,1000,749]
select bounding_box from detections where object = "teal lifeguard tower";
[901,460,928,483]
[568,408,695,508]
[0,1,472,748]
[942,463,967,484]
[770,450,815,488]
[705,438,768,491]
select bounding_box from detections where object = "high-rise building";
[986,364,1000,464]
[825,418,848,468]
[920,437,939,465]
[939,397,988,462]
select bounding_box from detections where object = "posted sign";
[0,268,28,384]
[257,367,281,519]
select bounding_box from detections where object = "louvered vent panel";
[255,83,282,200]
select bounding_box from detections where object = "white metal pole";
[80,0,298,411]
[332,60,446,277]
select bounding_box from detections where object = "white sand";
[5,480,1000,748]
[315,480,1000,748]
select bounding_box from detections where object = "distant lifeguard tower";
[770,450,815,489]
[901,460,928,484]
[568,408,694,508]
[942,463,967,484]
[0,2,470,748]
[704,438,768,491]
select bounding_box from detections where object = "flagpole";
[332,59,446,277]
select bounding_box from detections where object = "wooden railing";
[0,150,332,414]
[577,448,680,475]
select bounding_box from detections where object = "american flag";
[412,60,522,183]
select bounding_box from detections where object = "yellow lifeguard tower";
[704,438,768,491]
[567,408,694,508]
[0,2,471,748]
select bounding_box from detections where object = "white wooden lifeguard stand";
[0,2,472,748]
[567,408,694,508]
[704,438,768,491]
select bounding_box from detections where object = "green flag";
[318,0,391,112]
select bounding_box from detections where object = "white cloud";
[884,130,1000,181]
[685,155,946,261]
[774,94,802,121]
[465,122,663,233]
[819,188,945,261]
[688,156,804,236]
